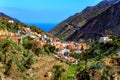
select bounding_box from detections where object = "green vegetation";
[49,37,120,80]
[0,76,2,80]
[64,37,120,80]
[23,36,56,56]
[52,65,65,80]
[30,26,44,34]
[43,44,56,55]
[0,17,120,80]
[0,34,120,80]
[0,17,65,80]
[0,38,59,79]
[67,65,79,80]
[0,18,24,32]
[4,59,13,75]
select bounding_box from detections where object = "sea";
[26,23,57,32]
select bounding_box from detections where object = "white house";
[42,35,50,41]
[67,57,78,64]
[8,20,14,23]
[63,43,68,47]
[99,37,112,43]
[75,50,82,54]
[118,52,120,56]
[61,49,70,54]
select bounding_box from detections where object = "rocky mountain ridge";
[50,0,120,42]
[67,1,120,42]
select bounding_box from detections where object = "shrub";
[23,38,32,49]
[0,76,2,80]
[52,65,65,80]
[23,50,29,57]
[35,47,42,56]
[0,54,4,63]
[17,62,26,72]
[4,59,12,75]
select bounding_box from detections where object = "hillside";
[0,14,68,80]
[0,13,89,80]
[0,12,21,23]
[0,17,56,39]
[81,0,118,13]
[0,39,68,80]
[75,37,120,80]
[67,1,120,42]
[50,0,119,41]
[0,12,120,80]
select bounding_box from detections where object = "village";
[0,20,113,65]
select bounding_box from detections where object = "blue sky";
[0,0,102,23]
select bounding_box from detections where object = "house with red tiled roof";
[67,57,78,64]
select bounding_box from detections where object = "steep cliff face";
[68,1,120,42]
[50,0,119,41]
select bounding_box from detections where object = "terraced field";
[31,55,68,80]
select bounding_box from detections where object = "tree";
[49,45,56,53]
[35,48,45,56]
[24,54,34,69]
[43,44,56,55]
[4,59,12,75]
[52,65,65,80]
[23,37,33,49]
[2,40,11,64]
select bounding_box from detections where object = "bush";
[52,65,65,80]
[35,47,42,56]
[23,54,34,69]
[43,44,56,55]
[17,62,26,72]
[24,58,33,69]
[23,50,29,57]
[0,76,2,80]
[4,59,12,75]
[23,38,32,49]
[70,53,80,59]
[0,54,4,62]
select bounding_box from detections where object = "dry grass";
[32,55,68,80]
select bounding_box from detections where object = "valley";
[0,0,120,80]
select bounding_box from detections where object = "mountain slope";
[0,12,56,39]
[81,0,118,13]
[0,12,21,23]
[0,13,66,80]
[50,0,119,41]
[67,1,120,42]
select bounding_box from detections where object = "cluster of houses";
[0,20,114,64]
[54,53,78,64]
[51,41,90,64]
[22,28,90,64]
[0,19,91,64]
[22,27,52,46]
[0,19,114,64]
